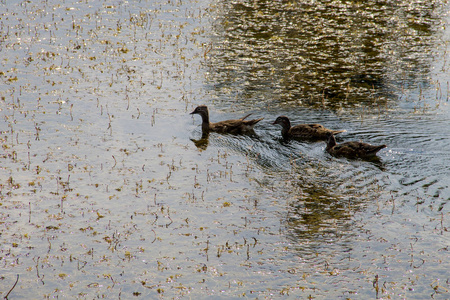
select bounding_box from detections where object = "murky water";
[1,0,449,299]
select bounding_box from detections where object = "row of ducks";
[190,105,387,159]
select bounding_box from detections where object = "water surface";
[0,0,449,299]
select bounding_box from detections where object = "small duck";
[325,132,387,158]
[273,115,345,140]
[190,105,263,134]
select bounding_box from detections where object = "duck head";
[272,116,291,129]
[190,105,210,126]
[190,105,208,116]
[325,132,336,148]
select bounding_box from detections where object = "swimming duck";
[325,132,386,158]
[273,115,345,140]
[190,105,263,134]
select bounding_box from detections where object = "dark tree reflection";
[206,0,445,109]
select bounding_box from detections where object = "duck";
[325,132,386,158]
[190,105,263,134]
[272,115,345,140]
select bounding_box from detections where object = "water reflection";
[191,132,210,150]
[280,154,388,255]
[285,187,351,243]
[207,0,444,109]
[205,0,449,254]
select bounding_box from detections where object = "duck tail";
[240,113,253,120]
[333,129,346,135]
[369,144,387,154]
[248,117,264,125]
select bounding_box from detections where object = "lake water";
[1,0,449,299]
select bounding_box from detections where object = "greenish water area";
[1,0,449,298]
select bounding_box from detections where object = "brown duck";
[273,115,345,140]
[190,105,263,134]
[325,132,387,158]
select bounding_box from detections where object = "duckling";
[273,115,345,140]
[190,105,263,134]
[325,132,386,158]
